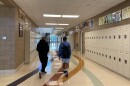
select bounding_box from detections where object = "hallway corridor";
[0,43,130,86]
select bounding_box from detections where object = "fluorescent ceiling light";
[43,14,61,17]
[54,30,61,31]
[62,15,79,18]
[46,23,57,25]
[58,24,69,25]
[46,23,69,26]
[55,28,64,29]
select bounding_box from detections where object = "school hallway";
[0,43,130,86]
[1,0,130,86]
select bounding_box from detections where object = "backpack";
[61,43,70,58]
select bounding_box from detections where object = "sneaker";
[63,71,66,73]
[65,71,68,77]
[42,71,47,74]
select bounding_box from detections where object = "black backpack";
[61,43,70,58]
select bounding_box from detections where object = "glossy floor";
[0,43,130,86]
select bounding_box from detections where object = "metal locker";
[105,48,109,68]
[102,48,106,66]
[123,25,130,51]
[117,27,123,51]
[111,28,117,50]
[108,49,113,70]
[123,51,130,78]
[112,50,118,72]
[117,51,124,75]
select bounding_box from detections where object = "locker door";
[117,27,123,51]
[111,28,117,50]
[105,29,109,49]
[123,51,130,78]
[105,48,109,68]
[98,48,102,64]
[102,48,106,66]
[108,49,113,70]
[123,25,130,51]
[117,51,124,75]
[112,50,118,72]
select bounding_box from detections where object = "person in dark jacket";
[37,37,49,76]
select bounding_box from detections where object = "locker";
[123,25,130,51]
[104,29,109,49]
[112,50,118,72]
[104,48,109,68]
[111,28,117,50]
[117,27,123,51]
[108,49,113,70]
[123,51,130,78]
[102,48,106,66]
[98,48,102,64]
[117,51,124,75]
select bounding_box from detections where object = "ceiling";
[13,0,125,33]
[0,1,4,5]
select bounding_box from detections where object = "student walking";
[58,36,71,77]
[37,37,49,78]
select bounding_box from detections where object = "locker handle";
[114,35,115,39]
[124,35,127,39]
[119,58,121,62]
[114,57,116,60]
[118,35,121,39]
[125,60,127,64]
[109,56,111,59]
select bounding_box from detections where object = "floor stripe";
[58,55,84,82]
[43,55,84,86]
[71,56,104,86]
[7,58,54,86]
[7,68,39,86]
[43,68,63,86]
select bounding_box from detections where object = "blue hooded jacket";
[58,41,71,59]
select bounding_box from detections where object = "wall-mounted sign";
[112,10,121,22]
[89,19,94,28]
[19,23,23,37]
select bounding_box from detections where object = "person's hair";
[63,36,67,41]
[41,37,46,40]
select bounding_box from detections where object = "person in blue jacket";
[58,36,71,77]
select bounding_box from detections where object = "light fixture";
[46,23,57,25]
[55,28,64,29]
[46,23,69,26]
[43,14,61,17]
[54,30,61,31]
[62,15,79,18]
[58,24,69,25]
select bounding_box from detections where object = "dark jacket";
[58,41,71,59]
[37,39,49,55]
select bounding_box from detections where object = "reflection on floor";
[0,43,130,86]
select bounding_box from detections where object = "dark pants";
[38,53,48,72]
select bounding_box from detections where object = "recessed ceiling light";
[55,28,64,29]
[46,23,57,25]
[54,30,61,31]
[58,24,69,25]
[46,23,69,26]
[43,14,61,17]
[62,15,79,18]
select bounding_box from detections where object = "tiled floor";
[0,43,130,86]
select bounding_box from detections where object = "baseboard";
[0,62,24,75]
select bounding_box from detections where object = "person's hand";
[59,57,61,60]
